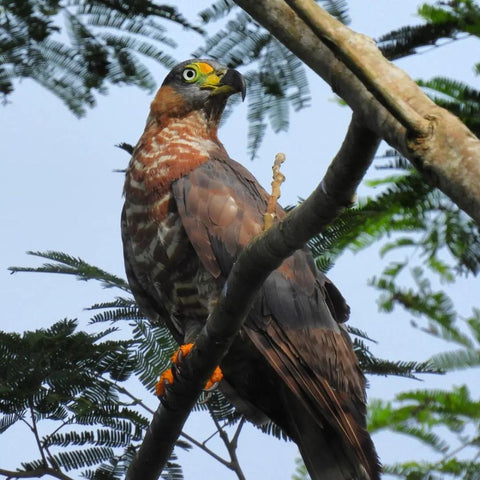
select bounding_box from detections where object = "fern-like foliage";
[0,318,143,477]
[369,385,480,479]
[193,11,310,157]
[418,0,480,38]
[310,157,480,278]
[371,265,479,349]
[372,265,480,376]
[0,309,193,479]
[9,250,131,291]
[0,0,200,115]
[377,0,480,60]
[377,22,463,60]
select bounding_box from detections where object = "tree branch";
[0,468,74,480]
[28,401,48,469]
[285,0,429,134]
[125,116,380,480]
[111,380,245,472]
[228,417,247,479]
[209,416,246,480]
[234,0,480,225]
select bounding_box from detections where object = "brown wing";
[172,156,379,479]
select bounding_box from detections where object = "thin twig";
[28,400,48,468]
[0,468,74,480]
[440,437,478,462]
[407,34,470,58]
[231,417,246,449]
[113,381,238,470]
[112,383,155,415]
[210,415,246,480]
[179,431,232,469]
[228,418,247,480]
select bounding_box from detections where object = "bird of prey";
[121,59,380,480]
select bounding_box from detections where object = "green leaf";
[9,251,131,291]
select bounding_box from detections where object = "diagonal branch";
[125,116,380,480]
[234,0,480,225]
[285,0,429,134]
[28,400,48,469]
[209,416,246,480]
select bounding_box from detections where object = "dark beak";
[220,69,247,101]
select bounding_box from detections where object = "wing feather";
[172,156,375,476]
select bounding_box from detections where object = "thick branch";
[285,0,429,134]
[234,0,480,225]
[125,117,380,480]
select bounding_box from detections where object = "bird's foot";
[155,343,223,397]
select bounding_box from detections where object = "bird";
[121,58,380,480]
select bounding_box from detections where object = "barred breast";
[122,111,223,341]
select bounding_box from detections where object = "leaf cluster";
[369,385,480,479]
[2,251,190,479]
[0,317,148,478]
[0,0,198,114]
[2,251,260,479]
[377,0,480,60]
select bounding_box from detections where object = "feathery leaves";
[0,0,196,114]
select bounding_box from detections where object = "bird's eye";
[182,67,198,83]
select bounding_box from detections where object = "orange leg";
[155,343,223,397]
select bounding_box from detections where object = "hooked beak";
[203,68,246,101]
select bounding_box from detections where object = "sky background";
[1,1,479,478]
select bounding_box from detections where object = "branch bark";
[125,117,380,480]
[234,0,480,225]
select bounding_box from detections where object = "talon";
[172,343,194,364]
[204,366,223,391]
[155,344,223,398]
[171,361,180,377]
[155,368,174,397]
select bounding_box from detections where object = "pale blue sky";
[1,1,479,478]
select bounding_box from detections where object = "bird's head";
[150,59,246,126]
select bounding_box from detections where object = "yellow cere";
[196,62,214,74]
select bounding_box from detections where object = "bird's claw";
[155,343,223,398]
[155,368,174,397]
[204,366,223,391]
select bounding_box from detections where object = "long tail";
[285,396,380,480]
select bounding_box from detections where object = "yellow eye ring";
[182,66,199,83]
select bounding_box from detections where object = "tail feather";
[284,392,380,480]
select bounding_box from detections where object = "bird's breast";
[123,116,222,331]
